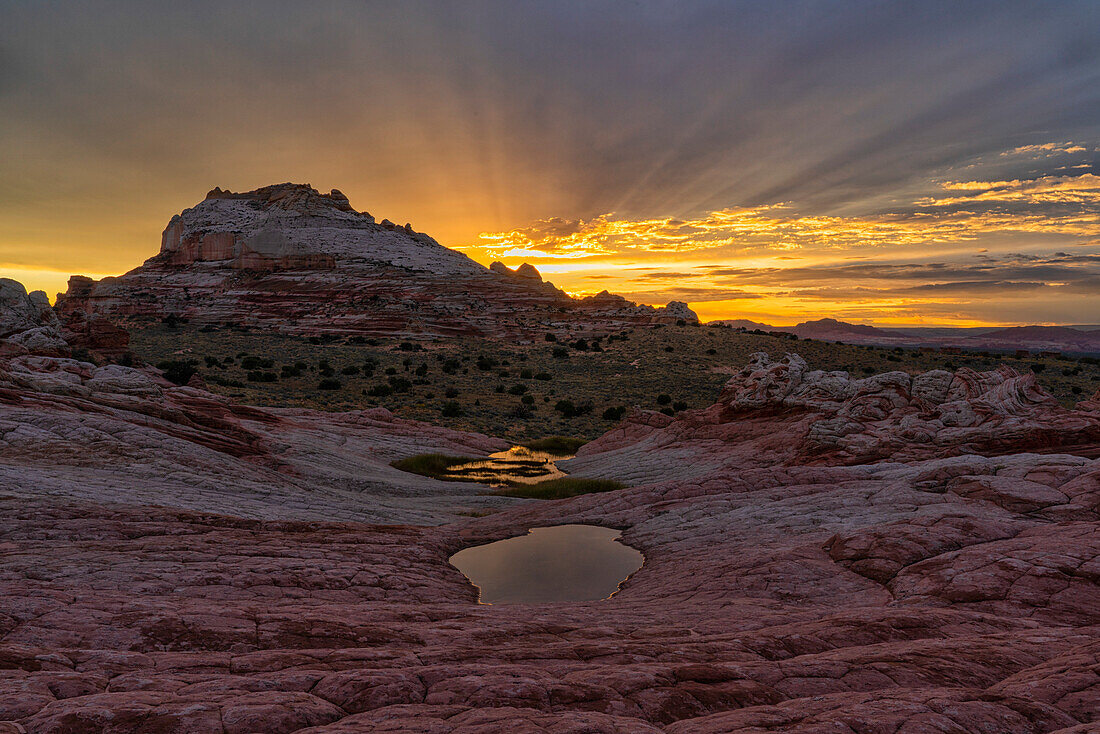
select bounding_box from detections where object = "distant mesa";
[710,316,1100,356]
[57,183,698,338]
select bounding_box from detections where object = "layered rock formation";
[0,354,514,525]
[57,183,696,338]
[567,352,1100,483]
[2,310,1098,731]
[0,278,68,357]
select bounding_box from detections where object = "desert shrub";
[341,365,361,375]
[534,372,552,381]
[280,364,302,378]
[664,346,674,353]
[241,356,269,370]
[602,405,627,421]
[656,394,672,406]
[1030,363,1047,373]
[1071,386,1083,394]
[385,367,397,375]
[441,400,463,417]
[520,368,533,379]
[552,346,569,359]
[521,394,535,405]
[399,342,420,351]
[495,477,625,500]
[523,436,587,454]
[388,376,412,392]
[571,339,588,351]
[508,384,528,395]
[317,360,335,376]
[554,400,591,418]
[545,332,557,342]
[555,399,577,417]
[206,375,245,388]
[415,363,428,376]
[442,358,460,374]
[247,371,278,382]
[495,384,506,393]
[204,356,222,368]
[391,453,469,477]
[157,360,197,385]
[509,405,533,419]
[660,407,675,416]
[476,355,498,371]
[445,387,459,398]
[368,383,394,397]
[672,401,687,412]
[317,378,342,390]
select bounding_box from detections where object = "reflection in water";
[438,446,569,486]
[449,524,644,604]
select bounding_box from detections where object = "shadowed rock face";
[55,183,697,338]
[1,323,1099,730]
[0,278,67,357]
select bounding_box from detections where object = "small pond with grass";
[449,524,644,604]
[435,446,569,486]
[392,439,626,499]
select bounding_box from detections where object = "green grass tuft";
[522,436,587,454]
[496,477,625,500]
[391,453,474,478]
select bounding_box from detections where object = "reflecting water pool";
[449,524,644,604]
[436,446,570,486]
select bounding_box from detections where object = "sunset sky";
[2,1,1098,325]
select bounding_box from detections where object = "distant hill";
[707,318,778,331]
[709,317,1100,355]
[964,325,1100,354]
[789,318,908,340]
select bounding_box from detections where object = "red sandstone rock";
[0,348,1098,731]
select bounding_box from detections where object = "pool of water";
[438,446,570,486]
[448,524,644,604]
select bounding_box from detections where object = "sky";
[1,0,1098,325]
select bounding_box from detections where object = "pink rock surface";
[0,353,513,524]
[1,350,1098,732]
